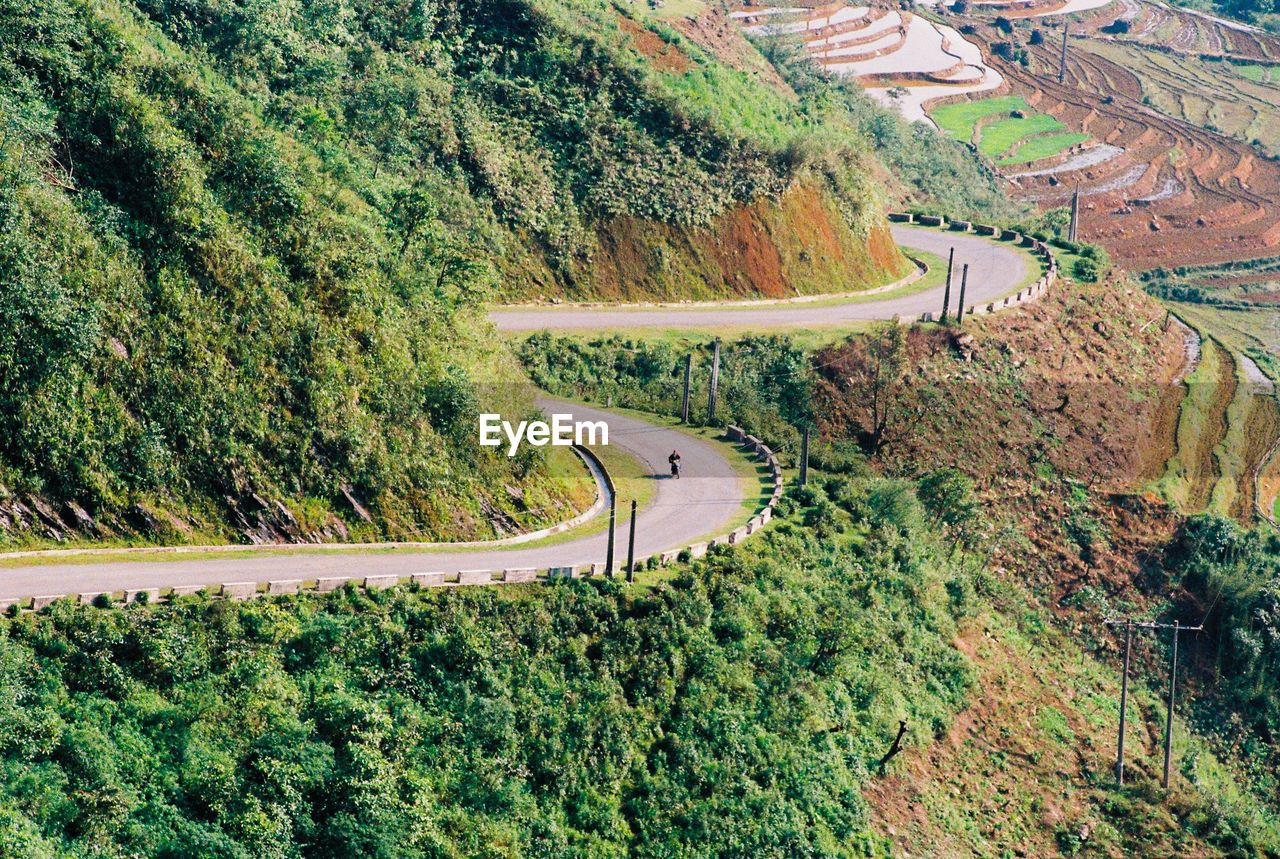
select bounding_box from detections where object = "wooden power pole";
[605,493,616,577]
[1060,22,1069,84]
[941,247,955,323]
[708,339,721,423]
[1116,620,1132,785]
[1070,184,1081,243]
[800,425,810,486]
[681,353,693,423]
[626,499,637,584]
[1163,620,1179,788]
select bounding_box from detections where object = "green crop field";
[931,95,1035,142]
[1235,64,1278,85]
[978,113,1068,157]
[999,132,1091,165]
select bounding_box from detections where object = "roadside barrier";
[2,428,786,612]
[889,212,1059,322]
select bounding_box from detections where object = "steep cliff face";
[555,182,909,302]
[466,0,911,301]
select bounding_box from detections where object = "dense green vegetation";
[0,0,1034,541]
[0,0,876,541]
[0,486,979,856]
[518,333,814,448]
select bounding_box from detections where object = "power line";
[1101,617,1202,788]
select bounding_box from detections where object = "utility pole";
[626,499,637,584]
[956,264,970,324]
[1102,617,1203,789]
[605,493,616,577]
[941,247,955,323]
[1163,620,1179,788]
[800,425,810,486]
[1069,184,1081,243]
[708,339,721,423]
[1059,22,1069,84]
[681,353,693,423]
[1117,619,1132,785]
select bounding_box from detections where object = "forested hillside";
[0,517,974,857]
[0,0,1022,545]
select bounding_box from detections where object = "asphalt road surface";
[490,226,1029,331]
[4,225,1032,599]
[0,401,745,599]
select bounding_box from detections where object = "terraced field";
[1003,131,1091,163]
[931,94,1035,139]
[1236,64,1280,84]
[1074,0,1280,61]
[1081,40,1280,157]
[1142,256,1280,303]
[909,0,1280,270]
[732,2,1005,123]
[1167,305,1280,522]
[931,94,1093,165]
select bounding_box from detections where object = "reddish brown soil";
[580,180,909,300]
[817,281,1188,488]
[816,279,1190,602]
[992,41,1280,270]
[813,280,1237,852]
[618,14,692,74]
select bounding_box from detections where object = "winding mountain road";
[491,226,1029,331]
[0,402,744,600]
[0,225,1035,601]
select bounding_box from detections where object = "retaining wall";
[888,212,1060,323]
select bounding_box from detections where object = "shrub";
[1073,257,1101,282]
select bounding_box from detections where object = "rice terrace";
[7,0,1280,855]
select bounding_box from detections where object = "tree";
[824,323,938,457]
[917,467,975,529]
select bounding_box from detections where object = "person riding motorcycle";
[668,450,681,479]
